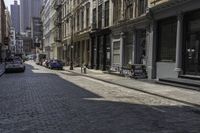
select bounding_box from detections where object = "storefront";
[110,19,148,74]
[152,0,200,79]
[90,28,111,70]
[73,32,91,67]
[183,10,200,76]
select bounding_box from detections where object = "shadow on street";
[0,64,199,133]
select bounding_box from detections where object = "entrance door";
[185,32,200,75]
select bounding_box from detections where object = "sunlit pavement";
[0,61,200,133]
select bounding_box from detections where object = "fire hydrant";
[83,65,87,74]
[81,65,87,74]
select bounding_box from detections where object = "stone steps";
[158,77,200,91]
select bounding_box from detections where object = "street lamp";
[70,45,74,70]
[70,14,74,70]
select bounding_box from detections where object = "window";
[98,5,102,28]
[113,41,121,64]
[157,18,177,62]
[138,0,147,16]
[86,7,90,28]
[125,0,133,19]
[77,11,80,31]
[113,0,121,24]
[81,10,84,30]
[104,1,109,27]
[93,8,96,29]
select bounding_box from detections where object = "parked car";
[5,57,26,73]
[48,59,64,70]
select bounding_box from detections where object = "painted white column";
[120,32,125,67]
[109,0,114,26]
[132,30,136,64]
[147,21,157,79]
[175,13,183,75]
[84,6,87,29]
[121,0,124,20]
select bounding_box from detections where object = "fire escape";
[54,0,62,43]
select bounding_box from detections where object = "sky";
[5,0,20,11]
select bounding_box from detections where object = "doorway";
[184,17,200,75]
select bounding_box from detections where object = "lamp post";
[70,45,74,70]
[70,14,74,70]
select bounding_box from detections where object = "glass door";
[185,32,200,75]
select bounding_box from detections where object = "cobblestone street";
[0,61,200,133]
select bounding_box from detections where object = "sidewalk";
[63,66,200,108]
[0,63,5,77]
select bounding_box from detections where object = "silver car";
[5,57,25,73]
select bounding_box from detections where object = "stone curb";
[64,68,200,109]
[0,65,5,77]
[0,71,4,77]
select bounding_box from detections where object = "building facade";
[31,17,43,50]
[41,0,56,59]
[59,0,150,71]
[61,0,92,66]
[110,0,148,72]
[52,0,63,61]
[9,27,16,54]
[149,0,200,79]
[20,0,42,33]
[47,0,200,80]
[0,0,6,61]
[90,0,112,70]
[4,8,11,57]
[11,0,20,34]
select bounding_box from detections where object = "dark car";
[48,60,64,70]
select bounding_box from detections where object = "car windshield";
[5,58,13,62]
[6,57,22,63]
[52,60,58,63]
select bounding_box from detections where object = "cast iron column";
[70,15,74,70]
[175,13,183,75]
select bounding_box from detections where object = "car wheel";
[5,69,8,73]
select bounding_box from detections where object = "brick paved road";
[0,61,200,133]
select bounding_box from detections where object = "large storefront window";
[124,33,133,66]
[105,35,111,69]
[158,18,177,62]
[113,41,120,65]
[184,10,200,75]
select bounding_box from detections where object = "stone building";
[53,0,63,61]
[61,0,92,67]
[73,0,92,67]
[5,8,11,57]
[60,0,149,71]
[0,0,6,61]
[109,0,149,73]
[52,0,200,81]
[31,17,43,50]
[90,0,112,70]
[61,0,73,65]
[9,27,16,54]
[41,0,56,59]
